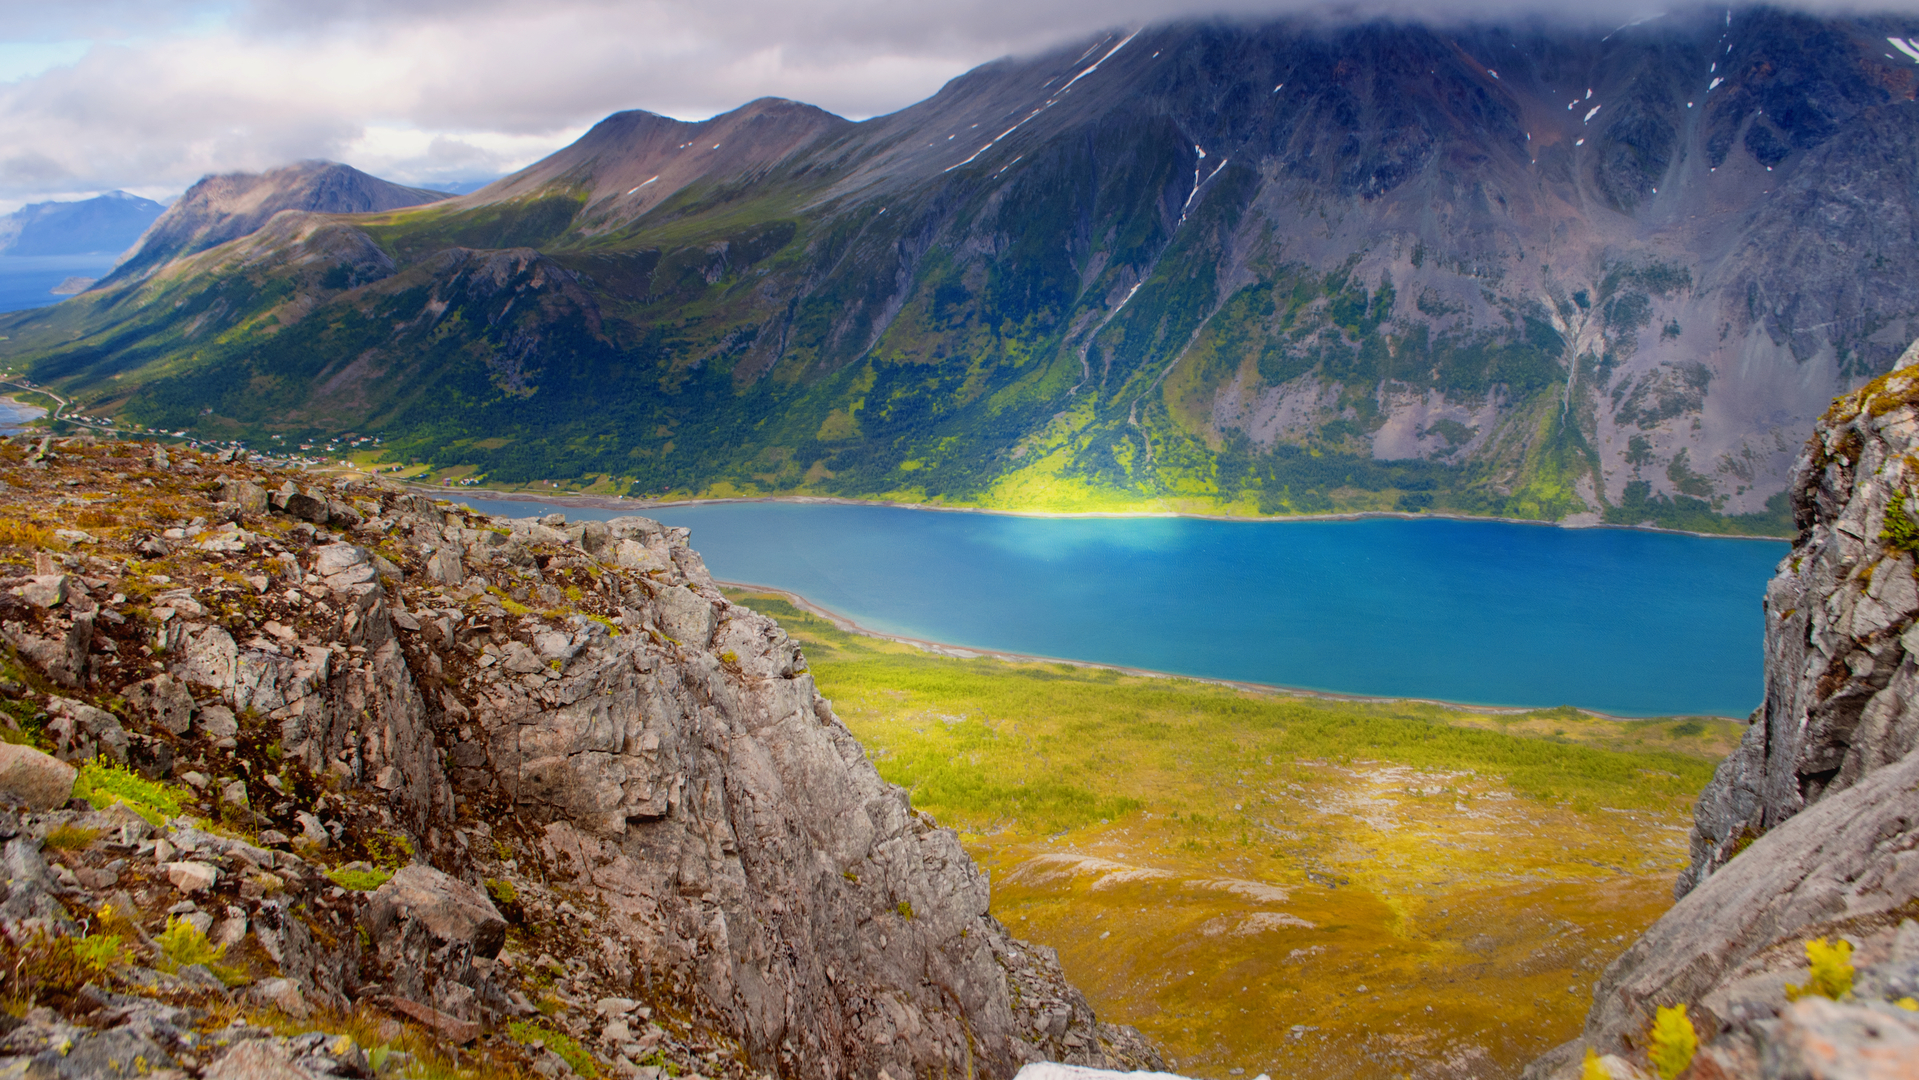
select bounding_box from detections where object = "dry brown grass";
[0,518,52,548]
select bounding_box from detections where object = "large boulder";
[365,865,507,959]
[0,743,75,809]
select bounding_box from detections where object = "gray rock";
[123,673,195,735]
[11,574,67,608]
[176,625,239,691]
[365,864,507,959]
[0,744,74,810]
[427,547,464,587]
[610,538,666,573]
[198,705,239,741]
[248,976,310,1019]
[312,543,376,588]
[205,1038,310,1080]
[44,695,127,763]
[0,835,74,931]
[1682,392,1919,896]
[165,861,219,893]
[1761,997,1919,1078]
[62,1027,177,1077]
[654,584,715,648]
[500,641,545,674]
[221,478,269,515]
[1525,728,1919,1077]
[281,489,330,524]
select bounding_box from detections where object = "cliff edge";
[1524,351,1919,1078]
[0,438,1160,1079]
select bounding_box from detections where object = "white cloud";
[1,0,1918,205]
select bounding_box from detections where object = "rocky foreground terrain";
[1523,348,1919,1078]
[0,436,1161,1078]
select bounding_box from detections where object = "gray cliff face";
[0,442,1157,1079]
[1523,349,1919,1079]
[405,512,1158,1078]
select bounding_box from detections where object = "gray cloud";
[1,0,1918,208]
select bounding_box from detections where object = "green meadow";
[729,589,1740,1080]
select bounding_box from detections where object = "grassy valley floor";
[725,590,1742,1080]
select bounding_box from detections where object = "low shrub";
[1646,1003,1697,1080]
[1786,937,1854,1002]
[154,915,246,985]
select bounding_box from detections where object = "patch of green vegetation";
[485,878,517,905]
[42,824,99,850]
[509,1020,599,1077]
[366,829,415,869]
[732,592,1721,828]
[154,915,246,985]
[74,761,183,825]
[69,932,131,973]
[1606,484,1794,537]
[327,864,395,891]
[1884,492,1919,554]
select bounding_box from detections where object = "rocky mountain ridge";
[0,437,1158,1078]
[100,162,449,286]
[1523,345,1919,1078]
[11,9,1919,529]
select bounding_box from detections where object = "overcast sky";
[0,0,1914,212]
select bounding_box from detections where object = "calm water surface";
[0,255,116,314]
[456,498,1786,717]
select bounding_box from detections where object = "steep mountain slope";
[7,9,1919,530]
[102,161,450,284]
[0,191,165,257]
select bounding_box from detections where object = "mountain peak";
[105,161,451,283]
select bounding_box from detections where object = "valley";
[730,589,1741,1079]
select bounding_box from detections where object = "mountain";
[1523,354,1919,1079]
[8,9,1919,530]
[101,160,451,283]
[0,190,164,257]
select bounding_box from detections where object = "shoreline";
[713,578,1742,723]
[0,392,47,433]
[415,483,1793,544]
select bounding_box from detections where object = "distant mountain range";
[7,8,1919,532]
[0,191,163,257]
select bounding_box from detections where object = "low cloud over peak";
[0,0,1915,209]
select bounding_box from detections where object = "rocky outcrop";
[1525,350,1919,1078]
[1680,346,1919,895]
[0,437,1159,1079]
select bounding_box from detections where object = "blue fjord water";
[456,498,1787,718]
[0,254,117,314]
